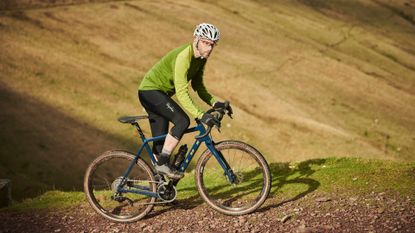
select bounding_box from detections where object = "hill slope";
[0,0,414,199]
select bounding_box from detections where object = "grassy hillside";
[1,0,414,200]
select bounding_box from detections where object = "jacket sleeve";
[191,64,217,106]
[174,48,205,119]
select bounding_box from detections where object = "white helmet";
[193,23,220,42]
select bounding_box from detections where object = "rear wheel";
[84,150,156,222]
[195,140,271,215]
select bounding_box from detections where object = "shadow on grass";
[147,159,324,217]
[256,158,324,212]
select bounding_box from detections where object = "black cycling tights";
[138,90,190,155]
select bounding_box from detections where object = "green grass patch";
[3,191,85,211]
[269,157,415,199]
[3,157,414,212]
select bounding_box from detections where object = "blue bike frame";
[117,123,235,198]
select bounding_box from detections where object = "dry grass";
[0,0,414,199]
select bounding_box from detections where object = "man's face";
[197,38,216,58]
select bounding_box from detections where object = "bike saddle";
[118,115,148,124]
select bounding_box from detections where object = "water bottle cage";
[171,145,188,169]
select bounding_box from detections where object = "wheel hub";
[234,171,244,184]
[111,176,124,193]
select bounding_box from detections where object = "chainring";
[157,183,177,202]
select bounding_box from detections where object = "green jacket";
[139,43,216,118]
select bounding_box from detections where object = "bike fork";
[206,141,237,184]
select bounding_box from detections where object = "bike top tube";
[140,124,202,143]
[133,122,208,164]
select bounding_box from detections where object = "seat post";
[133,123,146,139]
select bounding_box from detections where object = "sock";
[162,148,172,156]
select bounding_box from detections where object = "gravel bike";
[84,102,271,222]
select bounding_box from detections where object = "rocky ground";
[1,191,414,233]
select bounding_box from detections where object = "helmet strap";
[195,38,205,59]
[196,38,200,49]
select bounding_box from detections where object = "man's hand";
[201,112,220,128]
[213,101,233,115]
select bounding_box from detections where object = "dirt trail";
[1,192,414,233]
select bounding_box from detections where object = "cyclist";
[138,23,231,179]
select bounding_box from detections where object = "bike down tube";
[177,125,202,172]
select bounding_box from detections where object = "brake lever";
[223,101,233,119]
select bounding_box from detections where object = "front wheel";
[195,140,271,215]
[84,150,156,223]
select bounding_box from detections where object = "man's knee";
[171,115,190,139]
